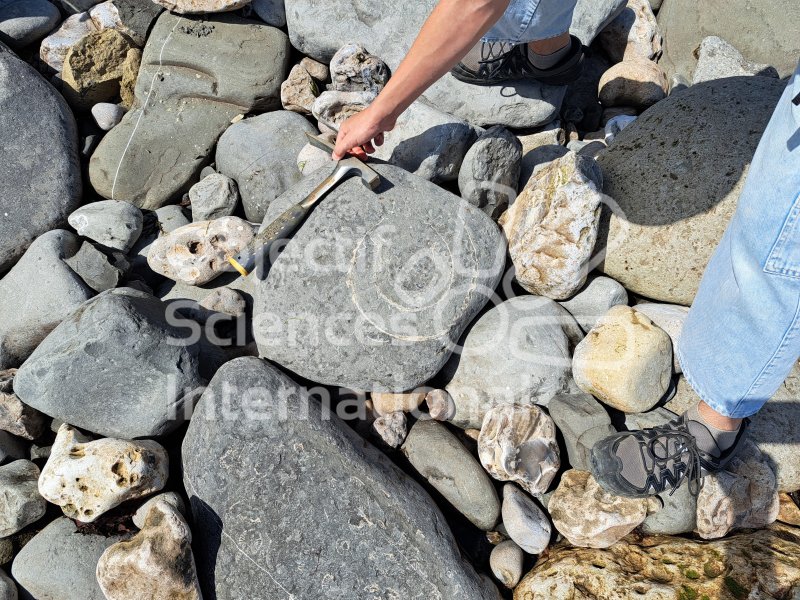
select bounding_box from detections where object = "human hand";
[331,105,396,161]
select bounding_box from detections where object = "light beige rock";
[514,523,800,599]
[490,539,523,589]
[0,370,47,440]
[778,493,800,526]
[89,1,146,46]
[425,389,455,421]
[151,0,249,13]
[692,36,778,84]
[372,411,407,448]
[300,57,328,82]
[38,424,169,523]
[499,152,603,300]
[0,460,46,538]
[281,64,318,114]
[297,139,335,176]
[597,0,662,62]
[200,287,246,317]
[548,469,649,548]
[502,484,551,555]
[695,441,779,539]
[61,29,137,109]
[478,404,560,495]
[573,305,672,413]
[40,12,98,72]
[118,46,140,109]
[633,302,688,373]
[97,498,201,600]
[598,59,668,109]
[147,217,254,285]
[132,491,186,529]
[370,392,426,416]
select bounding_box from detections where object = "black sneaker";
[451,35,584,86]
[589,412,749,498]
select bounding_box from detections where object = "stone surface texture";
[0,460,45,538]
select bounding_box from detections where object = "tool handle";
[228,204,309,277]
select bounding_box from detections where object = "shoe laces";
[636,421,705,497]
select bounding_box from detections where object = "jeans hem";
[676,346,754,419]
[481,30,571,44]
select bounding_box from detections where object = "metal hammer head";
[304,131,380,190]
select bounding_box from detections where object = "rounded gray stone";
[13,288,206,438]
[0,230,94,370]
[0,43,82,272]
[215,110,315,222]
[183,357,501,599]
[69,200,144,252]
[558,274,629,333]
[12,517,129,600]
[596,77,786,304]
[0,0,60,48]
[0,460,46,538]
[252,0,285,26]
[401,418,500,530]
[253,163,506,392]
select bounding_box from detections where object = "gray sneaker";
[590,412,749,498]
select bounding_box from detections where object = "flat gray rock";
[182,357,500,599]
[12,517,129,600]
[63,241,123,292]
[0,230,94,370]
[548,392,615,471]
[68,199,143,252]
[0,0,59,48]
[13,288,206,438]
[657,0,800,80]
[0,43,82,272]
[596,77,785,304]
[443,296,581,429]
[0,460,46,538]
[89,12,289,210]
[253,164,506,392]
[215,111,315,222]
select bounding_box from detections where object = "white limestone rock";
[38,424,169,522]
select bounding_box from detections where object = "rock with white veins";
[695,441,780,539]
[402,419,500,530]
[478,404,560,495]
[147,217,254,285]
[0,460,46,538]
[444,295,580,429]
[329,42,389,93]
[458,125,522,219]
[558,274,629,333]
[38,424,169,523]
[189,173,239,221]
[572,305,672,413]
[490,539,523,589]
[0,371,47,441]
[633,302,689,373]
[548,469,651,548]
[97,498,201,600]
[68,200,143,252]
[499,151,603,300]
[501,484,551,555]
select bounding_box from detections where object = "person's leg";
[591,62,800,497]
[452,0,582,85]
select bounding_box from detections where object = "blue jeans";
[482,0,578,43]
[677,64,800,418]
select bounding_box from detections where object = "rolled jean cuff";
[482,0,578,44]
[676,346,763,419]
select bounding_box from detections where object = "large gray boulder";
[657,0,800,80]
[0,0,60,48]
[0,43,82,273]
[215,111,315,222]
[0,230,94,370]
[596,77,785,305]
[253,164,506,392]
[89,12,289,210]
[13,288,206,438]
[443,296,581,430]
[182,357,500,599]
[12,517,129,600]
[285,0,626,127]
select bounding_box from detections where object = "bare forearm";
[372,0,510,121]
